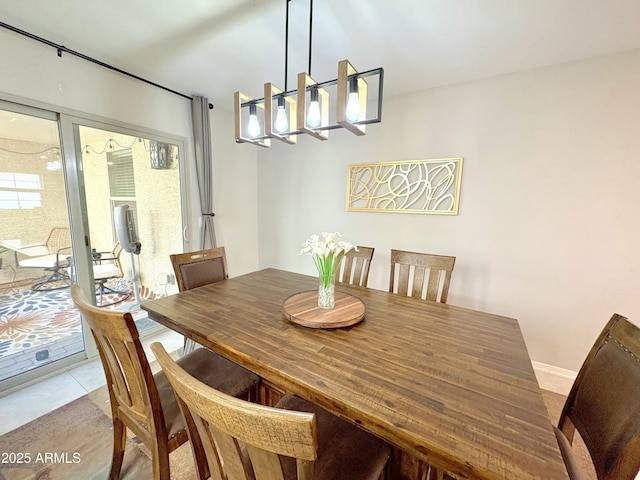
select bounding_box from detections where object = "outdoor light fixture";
[234,0,384,147]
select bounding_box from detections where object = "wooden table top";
[142,268,568,480]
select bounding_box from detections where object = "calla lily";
[299,232,356,287]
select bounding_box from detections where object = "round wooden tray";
[282,290,365,329]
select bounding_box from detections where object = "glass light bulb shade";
[307,100,321,127]
[274,105,289,133]
[247,113,260,137]
[346,92,360,122]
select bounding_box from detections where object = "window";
[107,150,139,242]
[0,172,42,209]
[107,149,136,197]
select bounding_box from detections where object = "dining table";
[141,268,569,480]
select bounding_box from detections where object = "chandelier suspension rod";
[308,0,314,75]
[284,0,291,91]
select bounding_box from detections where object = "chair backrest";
[45,227,71,254]
[389,249,456,303]
[170,247,229,292]
[110,241,124,275]
[557,314,640,480]
[70,285,166,447]
[93,242,124,277]
[335,246,374,287]
[151,342,319,480]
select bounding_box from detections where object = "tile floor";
[0,328,184,436]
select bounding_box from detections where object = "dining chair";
[389,249,456,303]
[70,285,260,480]
[170,246,229,355]
[151,341,391,480]
[554,313,640,480]
[335,246,375,287]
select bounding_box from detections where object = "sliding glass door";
[75,124,184,333]
[0,101,187,391]
[0,102,85,387]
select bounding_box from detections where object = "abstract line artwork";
[347,158,463,215]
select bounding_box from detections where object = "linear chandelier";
[234,0,384,147]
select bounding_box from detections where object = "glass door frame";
[0,95,190,391]
[59,113,190,350]
[0,99,90,390]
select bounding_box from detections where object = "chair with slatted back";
[389,249,455,303]
[70,285,260,480]
[170,247,229,354]
[335,246,375,287]
[151,341,391,480]
[554,313,640,480]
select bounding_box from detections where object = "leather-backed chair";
[70,285,260,480]
[151,341,391,480]
[170,247,228,292]
[554,313,640,480]
[389,249,455,303]
[335,246,374,287]
[170,247,229,354]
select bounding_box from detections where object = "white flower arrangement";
[299,232,356,287]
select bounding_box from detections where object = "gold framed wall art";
[347,158,463,215]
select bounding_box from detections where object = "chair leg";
[183,337,198,356]
[30,267,71,291]
[151,439,171,480]
[109,418,126,480]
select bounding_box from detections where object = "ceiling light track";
[234,0,384,147]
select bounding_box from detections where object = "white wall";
[4,25,639,372]
[209,108,259,276]
[257,49,640,371]
[0,28,260,277]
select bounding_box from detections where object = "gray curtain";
[191,96,217,249]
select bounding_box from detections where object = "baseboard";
[532,361,577,396]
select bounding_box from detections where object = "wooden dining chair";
[170,247,228,354]
[151,341,391,480]
[335,246,375,287]
[170,247,229,292]
[554,313,640,480]
[70,285,260,480]
[389,249,456,303]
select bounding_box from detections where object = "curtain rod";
[0,21,214,109]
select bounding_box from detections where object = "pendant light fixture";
[234,0,384,147]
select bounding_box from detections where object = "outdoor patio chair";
[91,242,130,307]
[15,227,72,291]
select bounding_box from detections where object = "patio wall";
[82,133,182,297]
[0,138,69,285]
[0,135,182,297]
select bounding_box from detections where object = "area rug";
[0,386,195,480]
[0,284,162,358]
[0,386,595,479]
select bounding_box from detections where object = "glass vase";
[318,273,335,309]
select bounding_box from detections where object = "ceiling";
[2,0,640,113]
